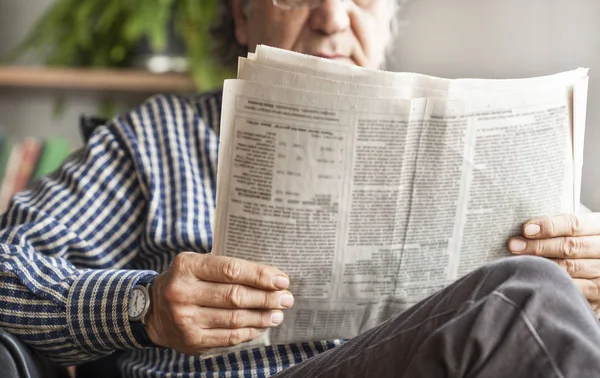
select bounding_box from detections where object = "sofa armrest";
[0,330,66,378]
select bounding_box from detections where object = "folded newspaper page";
[211,45,589,349]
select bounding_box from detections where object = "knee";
[493,255,563,274]
[487,256,572,288]
[478,256,594,320]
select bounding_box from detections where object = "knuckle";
[227,329,244,346]
[228,310,244,328]
[195,332,212,349]
[171,252,192,272]
[255,265,269,286]
[194,258,211,279]
[556,258,568,270]
[226,285,245,308]
[590,283,600,301]
[222,259,243,282]
[170,307,193,329]
[563,237,581,257]
[566,214,583,234]
[584,280,600,300]
[227,328,248,346]
[564,259,579,276]
[164,282,185,304]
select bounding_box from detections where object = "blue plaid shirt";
[0,90,340,377]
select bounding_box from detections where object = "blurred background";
[387,0,600,212]
[0,0,598,210]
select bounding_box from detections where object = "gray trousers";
[274,256,600,378]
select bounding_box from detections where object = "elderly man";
[1,0,600,377]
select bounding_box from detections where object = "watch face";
[128,288,147,318]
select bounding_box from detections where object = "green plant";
[3,0,232,90]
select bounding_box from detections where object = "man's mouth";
[312,53,347,59]
[311,53,355,65]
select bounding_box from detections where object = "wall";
[0,0,142,147]
[388,0,600,210]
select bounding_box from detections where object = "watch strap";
[131,318,156,347]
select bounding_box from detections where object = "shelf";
[0,66,195,93]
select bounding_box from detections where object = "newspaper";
[211,45,589,347]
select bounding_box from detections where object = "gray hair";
[210,0,404,70]
[211,0,247,70]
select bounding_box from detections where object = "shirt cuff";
[66,269,159,354]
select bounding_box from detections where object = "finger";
[573,278,600,302]
[190,327,265,351]
[509,235,600,258]
[197,308,284,329]
[522,213,600,239]
[552,258,600,279]
[178,253,290,290]
[196,281,294,310]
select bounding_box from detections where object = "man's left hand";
[508,213,600,316]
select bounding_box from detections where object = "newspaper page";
[252,45,586,94]
[211,47,589,347]
[244,47,588,209]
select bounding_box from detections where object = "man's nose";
[309,0,351,35]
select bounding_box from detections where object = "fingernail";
[279,294,294,308]
[510,239,527,253]
[258,328,268,333]
[271,311,284,325]
[272,276,289,289]
[524,223,540,236]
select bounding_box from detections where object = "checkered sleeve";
[0,117,157,365]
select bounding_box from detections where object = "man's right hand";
[144,252,294,355]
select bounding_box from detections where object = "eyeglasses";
[272,0,383,10]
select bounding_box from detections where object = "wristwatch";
[128,275,157,346]
[128,282,151,322]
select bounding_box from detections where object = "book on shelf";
[32,138,73,180]
[12,138,42,195]
[0,131,12,186]
[0,130,72,213]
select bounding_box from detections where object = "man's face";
[232,0,394,69]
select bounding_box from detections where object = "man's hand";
[144,252,294,355]
[508,213,600,315]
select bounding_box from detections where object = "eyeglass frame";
[271,0,386,11]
